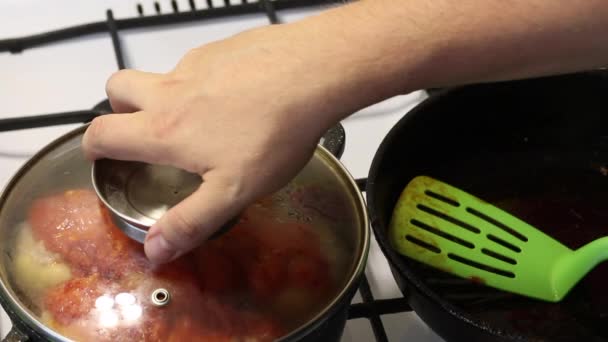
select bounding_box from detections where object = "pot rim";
[278,133,370,342]
[0,124,370,341]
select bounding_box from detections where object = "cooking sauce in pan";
[8,182,350,342]
[475,195,608,340]
[411,164,608,341]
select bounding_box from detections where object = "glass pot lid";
[0,126,368,341]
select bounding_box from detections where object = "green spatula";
[389,175,608,302]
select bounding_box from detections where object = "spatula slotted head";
[389,176,573,302]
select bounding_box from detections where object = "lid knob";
[151,288,171,307]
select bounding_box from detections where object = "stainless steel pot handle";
[2,327,28,342]
[320,123,346,160]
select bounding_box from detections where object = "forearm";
[280,0,608,123]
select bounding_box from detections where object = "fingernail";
[145,234,178,264]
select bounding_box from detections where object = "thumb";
[143,174,244,264]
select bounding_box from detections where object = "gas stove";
[0,1,444,341]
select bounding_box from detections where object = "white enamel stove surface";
[0,1,445,341]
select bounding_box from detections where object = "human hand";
[82,25,349,264]
[81,0,418,264]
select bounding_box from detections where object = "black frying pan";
[366,71,608,341]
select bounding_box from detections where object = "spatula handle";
[554,236,608,296]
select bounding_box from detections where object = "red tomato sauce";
[25,189,337,341]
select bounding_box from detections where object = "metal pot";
[0,123,369,341]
